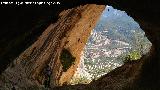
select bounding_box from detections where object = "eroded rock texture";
[0,4,105,89]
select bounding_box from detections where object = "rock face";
[0,4,105,89]
[0,7,59,74]
[58,5,105,85]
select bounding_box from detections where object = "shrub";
[129,50,141,60]
[60,48,75,72]
[69,75,91,85]
[123,50,141,63]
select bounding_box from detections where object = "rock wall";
[0,4,105,89]
[58,5,105,85]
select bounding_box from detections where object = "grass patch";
[60,48,75,72]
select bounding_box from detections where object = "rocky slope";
[0,4,105,89]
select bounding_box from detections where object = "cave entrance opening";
[69,5,152,85]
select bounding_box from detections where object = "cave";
[0,0,160,90]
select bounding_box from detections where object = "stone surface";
[0,4,105,89]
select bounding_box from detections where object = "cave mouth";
[69,5,152,85]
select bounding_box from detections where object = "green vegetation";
[128,50,141,60]
[70,75,91,85]
[60,48,75,72]
[124,50,141,63]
